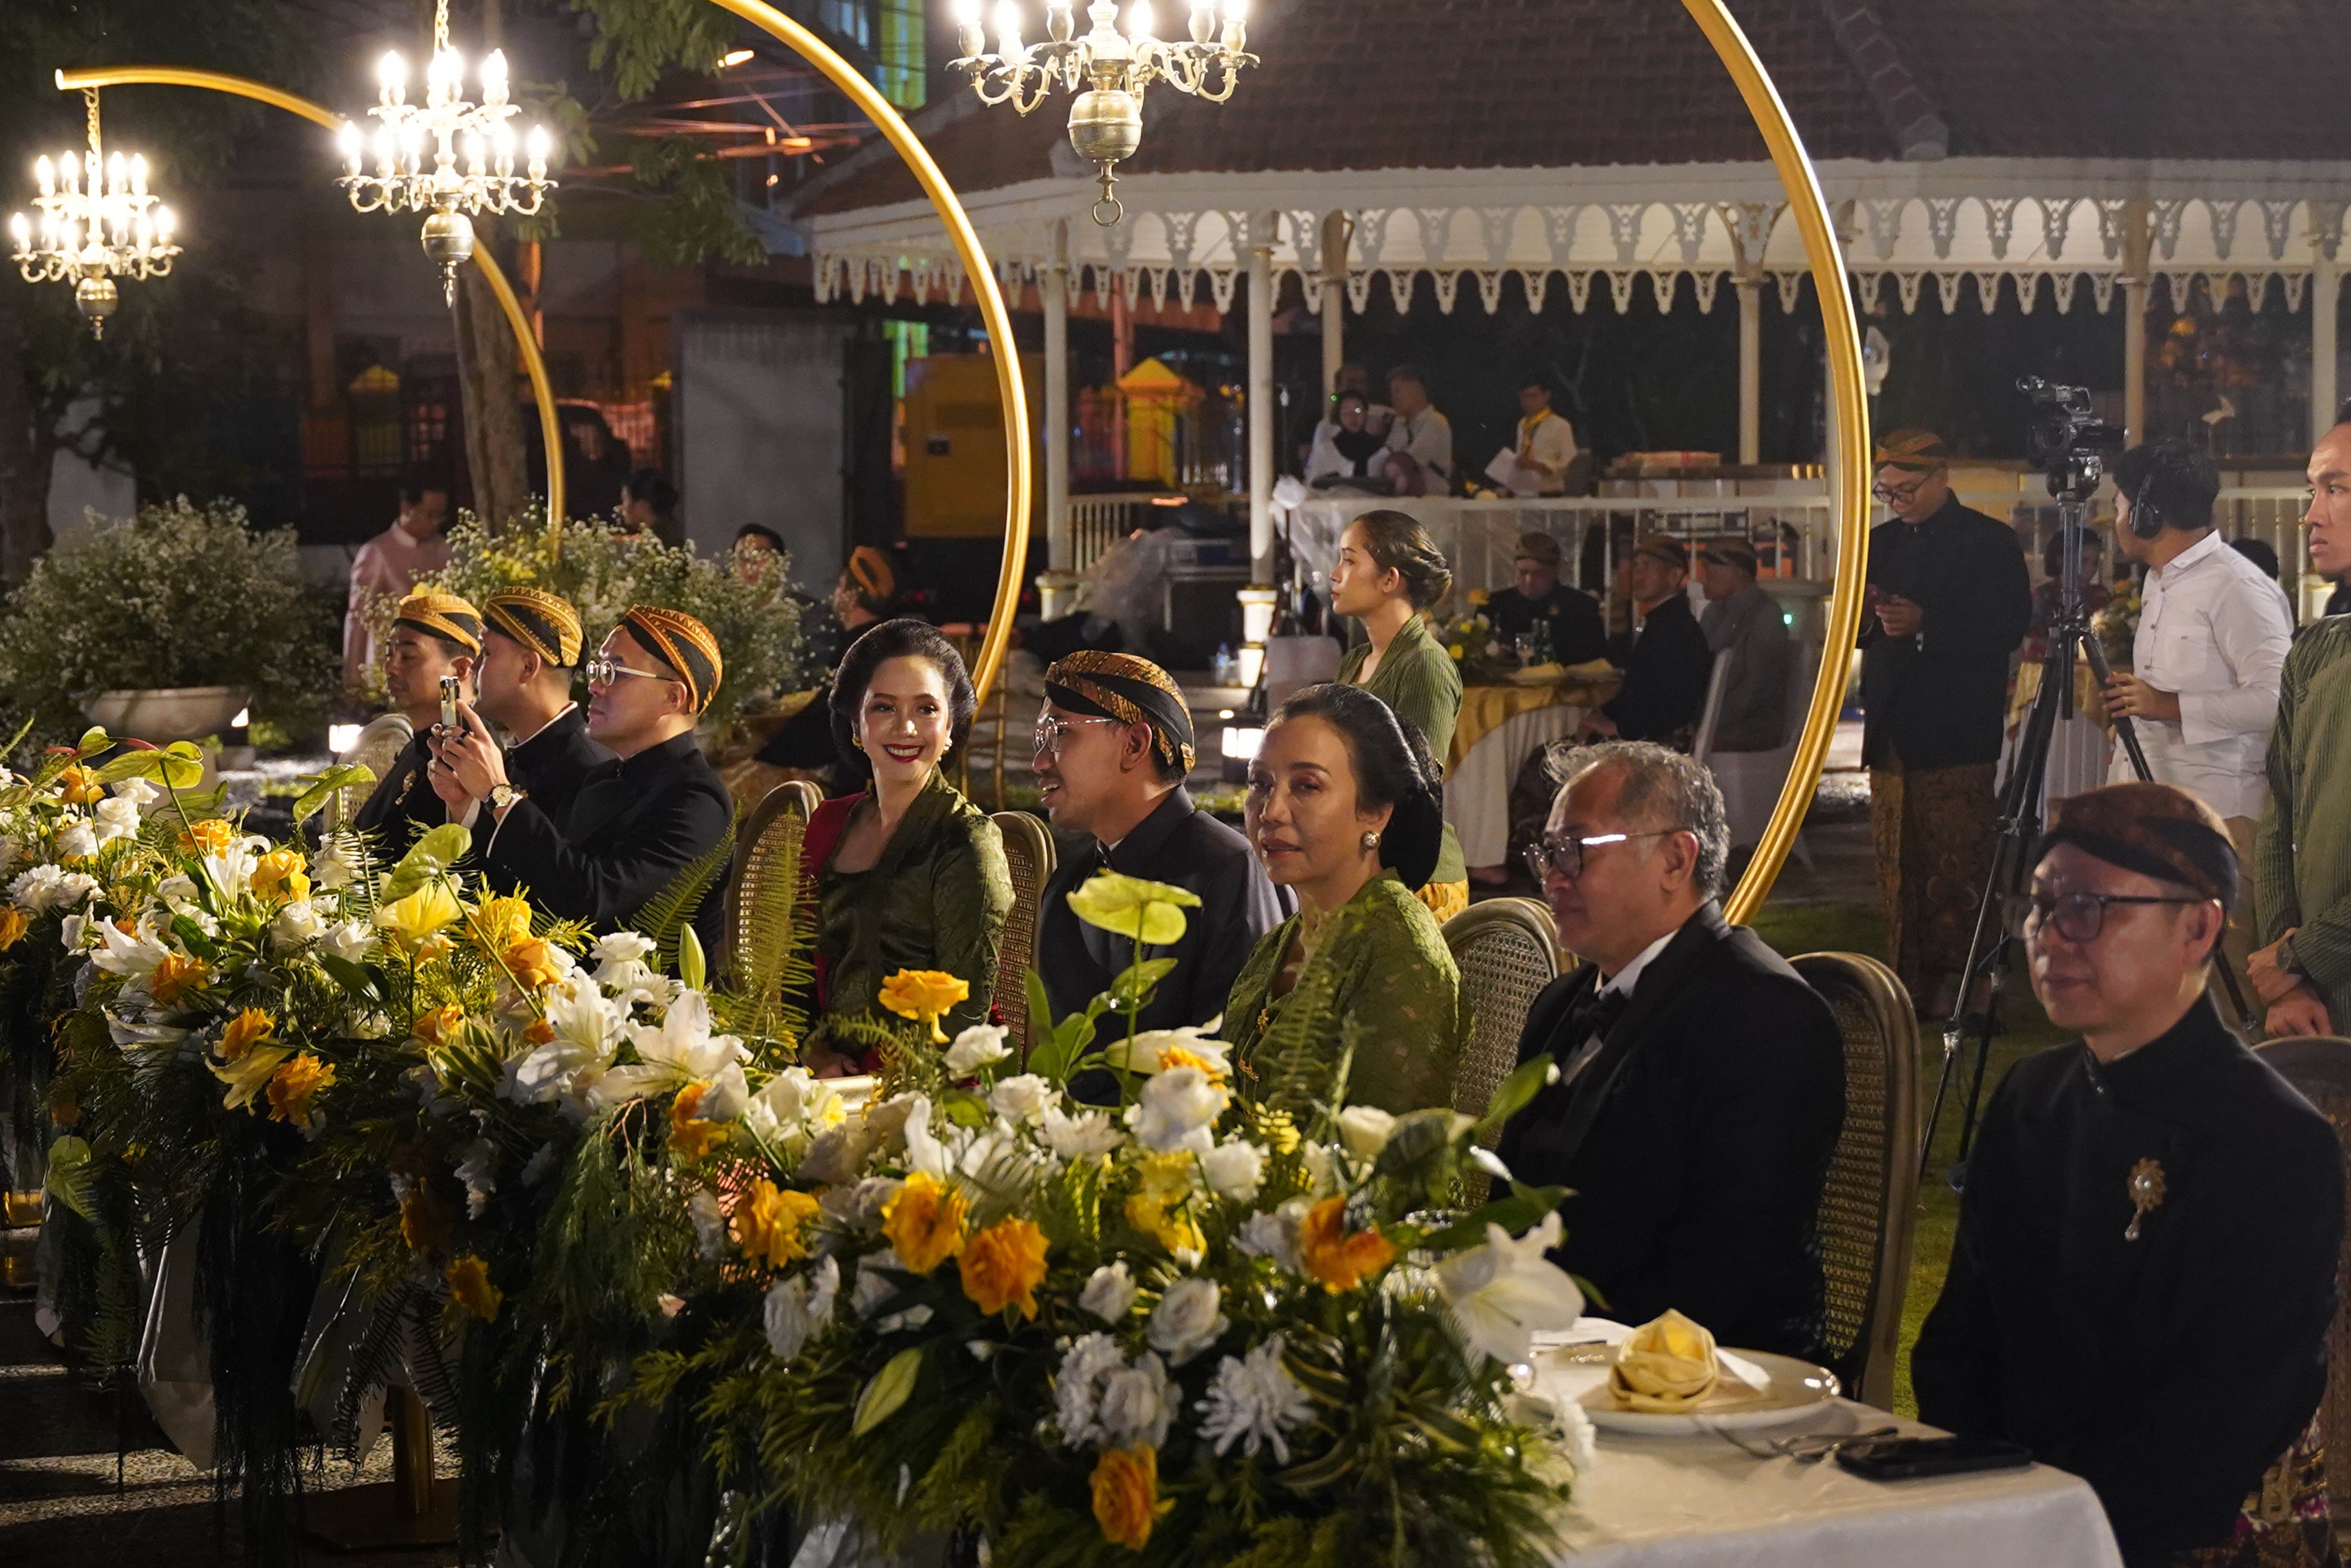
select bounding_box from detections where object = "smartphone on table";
[1834,1435,2033,1481]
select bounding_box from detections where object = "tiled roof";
[800,0,2351,219]
[799,0,1890,215]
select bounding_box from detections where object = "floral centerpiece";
[1437,592,1519,685]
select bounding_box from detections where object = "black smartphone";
[1834,1435,2033,1481]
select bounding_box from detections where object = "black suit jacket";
[1495,903,1844,1356]
[1486,585,1608,666]
[506,706,612,830]
[1600,593,1714,742]
[1859,496,2032,770]
[483,729,733,951]
[352,728,448,853]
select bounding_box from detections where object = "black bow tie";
[1569,986,1630,1047]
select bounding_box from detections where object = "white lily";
[1432,1212,1585,1366]
[89,917,170,980]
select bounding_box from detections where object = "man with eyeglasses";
[1494,741,1842,1358]
[1031,652,1280,1096]
[1861,428,2032,1020]
[431,604,732,951]
[1913,782,2341,1564]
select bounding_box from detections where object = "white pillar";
[2123,198,2151,447]
[1248,213,1276,579]
[1736,274,1762,466]
[1037,233,1077,618]
[1320,211,1347,405]
[2315,247,2340,443]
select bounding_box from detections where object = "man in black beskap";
[1862,428,2032,1018]
[1578,536,1714,746]
[1484,531,1607,666]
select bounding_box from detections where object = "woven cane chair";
[723,780,821,988]
[1790,951,1919,1408]
[1440,898,1560,1142]
[989,811,1055,1053]
[2253,1036,2351,1518]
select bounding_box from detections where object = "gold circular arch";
[1679,0,1871,922]
[53,66,570,528]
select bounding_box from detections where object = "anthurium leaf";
[1103,958,1179,1014]
[1022,970,1070,1082]
[1476,1053,1558,1138]
[1420,1182,1572,1252]
[851,1346,923,1436]
[316,953,382,1005]
[679,923,707,992]
[75,727,110,757]
[43,1135,96,1219]
[293,764,377,825]
[381,824,472,902]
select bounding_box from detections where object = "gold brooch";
[2125,1157,2167,1241]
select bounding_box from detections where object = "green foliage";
[0,496,340,746]
[566,0,740,100]
[640,821,734,970]
[625,138,766,269]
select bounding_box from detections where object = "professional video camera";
[2018,376,2125,501]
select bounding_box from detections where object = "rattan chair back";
[2254,1035,2351,1516]
[1440,898,1560,1143]
[723,780,821,989]
[1790,951,1919,1408]
[989,811,1055,1052]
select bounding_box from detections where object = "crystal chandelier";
[949,0,1254,225]
[335,0,554,305]
[7,89,179,338]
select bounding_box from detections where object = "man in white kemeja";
[2103,439,2292,1014]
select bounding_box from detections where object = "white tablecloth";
[1546,1399,2121,1568]
[1446,702,1582,869]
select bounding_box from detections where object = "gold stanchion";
[304,1387,460,1550]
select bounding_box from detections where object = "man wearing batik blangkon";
[1033,652,1281,1094]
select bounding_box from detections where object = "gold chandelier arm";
[52,64,570,530]
[707,0,1032,708]
[85,88,102,164]
[1677,0,1871,924]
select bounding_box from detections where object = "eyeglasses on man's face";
[1523,828,1678,882]
[1031,714,1122,757]
[1871,472,1933,504]
[2006,889,2204,944]
[585,652,678,690]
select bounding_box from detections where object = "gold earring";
[1360,831,1380,851]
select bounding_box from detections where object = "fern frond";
[637,824,735,969]
[1250,907,1363,1127]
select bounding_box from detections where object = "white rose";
[324,920,372,962]
[110,777,158,807]
[1200,1138,1265,1201]
[92,796,141,845]
[1042,1105,1125,1160]
[988,1073,1051,1123]
[1078,1261,1138,1323]
[942,1023,1012,1075]
[156,873,199,911]
[763,1255,842,1362]
[9,864,61,913]
[1097,1354,1177,1448]
[56,822,98,861]
[54,873,97,908]
[271,899,325,949]
[1235,1201,1308,1274]
[1338,1105,1398,1162]
[1146,1277,1229,1366]
[1124,1065,1228,1155]
[312,836,358,891]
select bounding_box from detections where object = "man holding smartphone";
[1912,784,2342,1563]
[352,589,481,852]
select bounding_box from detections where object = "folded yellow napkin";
[1607,1308,1721,1411]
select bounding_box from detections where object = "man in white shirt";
[2104,439,2291,1006]
[1512,378,1580,495]
[1382,364,1452,495]
[343,477,452,687]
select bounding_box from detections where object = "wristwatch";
[489,783,523,813]
[2277,934,2306,979]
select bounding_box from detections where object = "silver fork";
[1708,1423,1898,1461]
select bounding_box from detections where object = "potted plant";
[0,497,341,750]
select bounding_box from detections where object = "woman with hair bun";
[1220,683,1467,1114]
[1327,510,1470,921]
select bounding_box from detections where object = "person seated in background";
[353,590,482,851]
[1496,742,1842,1358]
[428,590,610,857]
[1303,390,1392,492]
[1484,531,1606,666]
[1913,783,2342,1567]
[801,619,1012,1071]
[1221,683,1467,1115]
[753,546,901,779]
[1301,362,1391,471]
[1382,365,1453,497]
[440,606,734,951]
[343,475,452,688]
[619,467,680,544]
[1034,652,1282,1092]
[1510,378,1579,496]
[1694,538,1791,753]
[732,524,787,588]
[1578,537,1712,746]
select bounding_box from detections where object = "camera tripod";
[1915,472,2253,1190]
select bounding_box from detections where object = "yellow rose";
[669,1081,730,1162]
[880,1171,967,1275]
[1123,1151,1205,1256]
[1090,1447,1170,1551]
[959,1215,1049,1319]
[210,1042,292,1112]
[248,847,310,905]
[732,1179,822,1269]
[1064,871,1199,947]
[376,883,462,954]
[0,907,29,951]
[471,893,534,952]
[186,817,236,857]
[502,937,566,992]
[219,1007,276,1062]
[1297,1195,1396,1292]
[149,951,208,1007]
[877,969,970,1045]
[57,765,104,807]
[411,1004,465,1049]
[266,1052,337,1128]
[444,1255,503,1322]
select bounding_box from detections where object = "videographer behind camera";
[2102,440,2291,1024]
[1862,428,2033,1019]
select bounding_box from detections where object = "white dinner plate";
[1547,1345,1841,1434]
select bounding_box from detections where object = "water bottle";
[1213,643,1237,685]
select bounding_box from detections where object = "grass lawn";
[1748,900,2069,1416]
